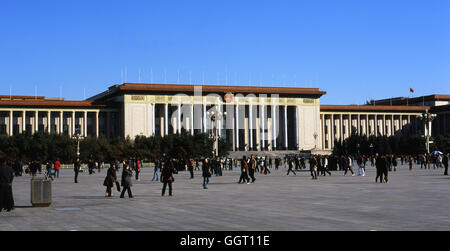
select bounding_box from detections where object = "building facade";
[0,83,443,152]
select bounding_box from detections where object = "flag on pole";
[410,88,414,93]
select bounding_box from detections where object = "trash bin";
[31,178,52,207]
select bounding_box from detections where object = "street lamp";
[418,110,437,154]
[206,109,226,157]
[72,129,84,157]
[313,132,318,150]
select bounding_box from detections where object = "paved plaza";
[0,163,449,231]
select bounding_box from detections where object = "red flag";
[410,88,414,93]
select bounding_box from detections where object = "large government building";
[0,83,448,153]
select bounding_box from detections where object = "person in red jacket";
[54,157,61,178]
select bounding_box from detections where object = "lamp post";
[313,132,318,150]
[207,109,226,157]
[72,129,84,157]
[418,110,437,155]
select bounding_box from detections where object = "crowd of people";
[0,151,448,212]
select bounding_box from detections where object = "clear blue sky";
[1,0,449,105]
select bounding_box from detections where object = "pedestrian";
[45,160,54,180]
[188,158,194,179]
[409,156,414,171]
[74,157,81,183]
[161,158,177,196]
[344,155,355,176]
[152,158,161,181]
[248,155,257,183]
[54,157,61,178]
[88,159,95,175]
[392,155,398,172]
[0,158,14,212]
[309,156,318,179]
[120,164,133,198]
[202,158,211,189]
[322,155,331,176]
[375,155,384,183]
[135,159,141,181]
[264,157,271,175]
[443,153,449,176]
[104,163,118,197]
[287,158,296,176]
[238,156,250,184]
[357,155,365,176]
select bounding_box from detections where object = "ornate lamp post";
[72,129,84,157]
[207,109,226,157]
[313,132,318,150]
[418,110,437,154]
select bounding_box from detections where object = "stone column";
[203,103,206,133]
[84,111,88,137]
[35,111,39,134]
[71,111,75,137]
[165,104,169,135]
[294,106,298,150]
[47,111,51,133]
[22,110,26,134]
[249,104,253,150]
[235,104,239,151]
[261,104,265,150]
[9,110,13,136]
[284,105,288,150]
[106,111,111,138]
[59,111,63,134]
[95,111,99,137]
[321,114,325,150]
[177,104,181,134]
[272,104,277,150]
[330,114,334,149]
[190,104,194,136]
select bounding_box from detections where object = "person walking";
[120,164,133,198]
[287,158,296,176]
[263,157,271,175]
[135,159,141,181]
[188,158,194,179]
[161,158,178,196]
[375,155,384,183]
[322,155,332,176]
[152,158,161,181]
[344,155,355,176]
[104,163,118,197]
[202,158,211,189]
[88,159,95,175]
[357,155,365,176]
[409,155,414,171]
[74,157,81,183]
[238,156,250,184]
[54,157,61,178]
[310,156,318,179]
[248,155,257,183]
[443,153,449,175]
[45,160,54,180]
[0,158,14,212]
[392,155,398,172]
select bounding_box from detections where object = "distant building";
[0,83,445,152]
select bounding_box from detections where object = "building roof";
[320,105,430,112]
[0,99,108,108]
[88,83,327,101]
[370,95,450,106]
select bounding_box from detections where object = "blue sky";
[1,0,449,105]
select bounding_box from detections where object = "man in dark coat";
[375,155,386,183]
[120,163,133,198]
[0,158,14,212]
[238,156,250,184]
[161,158,178,196]
[443,153,449,176]
[74,157,81,183]
[202,158,211,189]
[104,162,118,197]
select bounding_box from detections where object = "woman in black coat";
[103,163,118,197]
[161,159,177,196]
[120,163,133,198]
[202,158,211,189]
